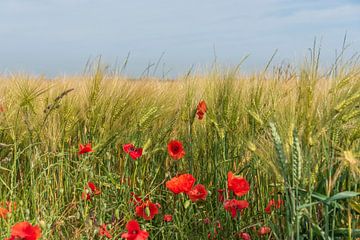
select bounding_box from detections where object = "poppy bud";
[145,206,151,217]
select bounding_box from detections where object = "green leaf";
[333,228,360,237]
[311,222,330,240]
[310,192,327,202]
[325,191,360,203]
[297,201,319,210]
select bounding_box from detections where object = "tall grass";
[0,56,359,239]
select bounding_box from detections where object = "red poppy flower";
[264,198,283,214]
[82,182,101,200]
[123,143,134,153]
[238,232,251,240]
[6,221,41,240]
[187,184,208,202]
[0,201,16,219]
[163,214,173,222]
[227,171,250,197]
[223,199,249,218]
[99,224,113,239]
[0,207,9,219]
[196,100,207,120]
[217,189,225,203]
[88,182,101,195]
[78,143,93,155]
[167,140,185,160]
[165,174,195,194]
[203,218,211,224]
[121,219,149,240]
[258,226,271,236]
[81,190,91,201]
[135,200,160,220]
[0,104,5,113]
[123,143,143,160]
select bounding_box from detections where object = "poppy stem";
[188,117,193,174]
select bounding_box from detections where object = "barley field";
[0,56,359,239]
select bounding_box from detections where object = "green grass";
[0,56,359,239]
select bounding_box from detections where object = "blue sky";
[0,0,359,77]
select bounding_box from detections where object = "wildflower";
[196,100,207,120]
[163,214,173,222]
[223,199,249,218]
[0,104,4,113]
[258,226,271,236]
[0,201,16,219]
[135,200,160,220]
[264,201,272,213]
[203,218,211,224]
[82,182,101,201]
[238,232,251,240]
[264,198,283,214]
[217,189,225,203]
[5,221,41,240]
[99,224,112,239]
[0,207,9,219]
[215,221,222,229]
[88,182,101,195]
[82,190,91,201]
[167,140,185,160]
[227,171,250,197]
[121,219,149,240]
[78,143,93,155]
[187,184,208,202]
[166,174,195,194]
[123,143,143,160]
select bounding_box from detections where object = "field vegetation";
[0,50,359,239]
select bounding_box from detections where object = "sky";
[0,0,359,77]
